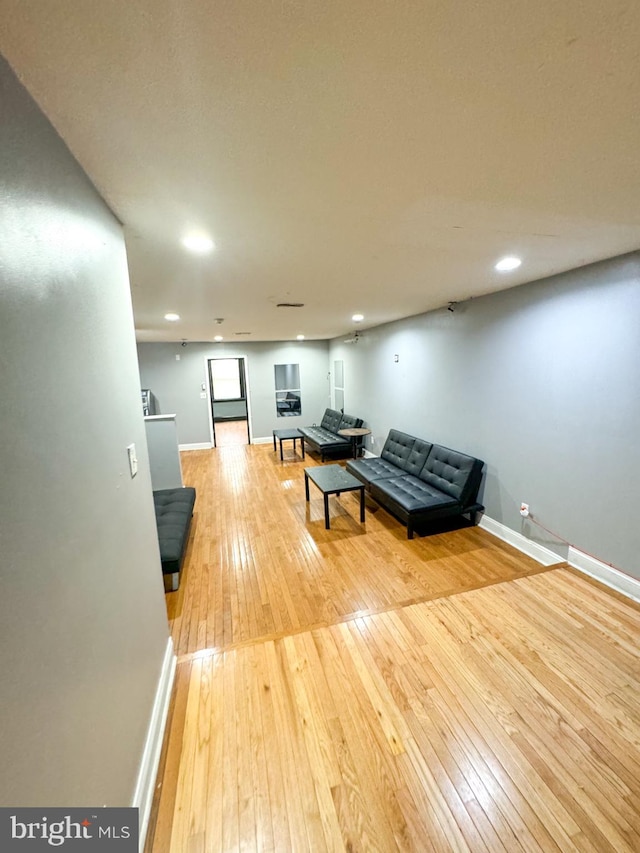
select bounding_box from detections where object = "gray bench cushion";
[299,426,350,449]
[370,475,458,513]
[346,456,407,484]
[153,487,196,575]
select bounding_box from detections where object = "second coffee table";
[273,427,304,461]
[304,464,365,530]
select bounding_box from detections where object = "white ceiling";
[2,1,639,342]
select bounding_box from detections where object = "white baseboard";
[252,436,273,445]
[179,442,212,451]
[133,637,176,851]
[479,515,565,566]
[568,547,640,603]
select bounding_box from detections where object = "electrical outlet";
[519,502,529,517]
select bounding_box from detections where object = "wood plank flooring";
[147,444,640,851]
[168,446,550,657]
[213,420,250,448]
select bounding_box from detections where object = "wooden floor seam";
[175,561,561,664]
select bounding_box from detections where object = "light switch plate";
[127,443,138,478]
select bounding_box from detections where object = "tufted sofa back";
[338,412,363,431]
[321,408,343,432]
[418,444,483,505]
[380,430,433,475]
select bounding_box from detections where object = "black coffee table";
[304,464,365,529]
[273,428,304,460]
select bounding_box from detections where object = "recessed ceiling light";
[352,313,364,322]
[214,335,223,342]
[296,334,305,340]
[495,256,522,272]
[164,312,180,321]
[182,233,215,254]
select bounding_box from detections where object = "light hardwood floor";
[212,420,250,448]
[147,445,640,852]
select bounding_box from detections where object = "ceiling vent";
[234,331,252,335]
[276,302,305,308]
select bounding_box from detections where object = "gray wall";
[0,56,170,805]
[330,253,640,580]
[137,340,330,444]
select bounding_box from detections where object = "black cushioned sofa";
[153,487,196,591]
[299,408,364,462]
[346,429,483,538]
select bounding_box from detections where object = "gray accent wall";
[137,340,330,445]
[0,56,170,805]
[330,254,640,580]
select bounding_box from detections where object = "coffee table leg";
[301,438,305,459]
[273,433,276,452]
[324,493,330,529]
[304,471,309,502]
[360,487,365,522]
[280,438,284,461]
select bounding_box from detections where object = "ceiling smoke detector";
[213,317,225,324]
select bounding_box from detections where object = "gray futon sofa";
[298,408,364,461]
[346,429,483,538]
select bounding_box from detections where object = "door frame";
[204,354,253,448]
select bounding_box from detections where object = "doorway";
[207,357,251,447]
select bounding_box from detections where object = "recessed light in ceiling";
[352,313,364,322]
[296,334,305,340]
[164,312,180,321]
[214,335,223,342]
[495,256,522,272]
[182,233,215,254]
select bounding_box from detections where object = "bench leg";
[163,572,180,592]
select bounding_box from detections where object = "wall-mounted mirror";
[275,363,302,417]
